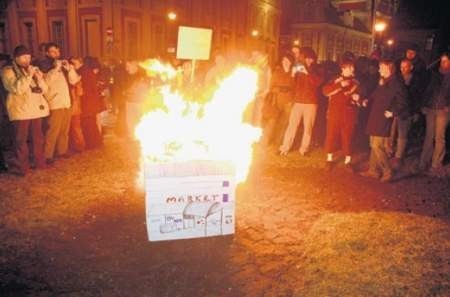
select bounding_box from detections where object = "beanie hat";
[406,43,419,52]
[13,45,31,58]
[340,51,355,67]
[302,47,317,60]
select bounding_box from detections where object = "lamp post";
[167,11,177,54]
[386,38,394,58]
[250,29,260,51]
[374,21,387,55]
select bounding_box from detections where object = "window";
[24,22,35,55]
[345,37,352,52]
[361,41,369,55]
[51,21,66,56]
[0,22,7,53]
[353,39,361,56]
[303,31,312,47]
[126,22,138,59]
[335,35,344,60]
[326,33,335,61]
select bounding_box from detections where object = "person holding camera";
[279,47,323,156]
[0,45,49,176]
[39,42,80,164]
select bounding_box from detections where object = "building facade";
[280,0,399,62]
[0,0,281,62]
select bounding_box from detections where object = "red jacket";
[293,64,322,104]
[322,76,361,117]
[78,65,105,117]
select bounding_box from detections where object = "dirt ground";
[0,135,449,297]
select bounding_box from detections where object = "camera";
[294,64,307,74]
[30,86,43,93]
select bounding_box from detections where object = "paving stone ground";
[0,136,448,296]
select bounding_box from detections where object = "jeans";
[279,103,317,154]
[420,109,449,169]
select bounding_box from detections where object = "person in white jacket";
[39,42,80,163]
[1,45,50,176]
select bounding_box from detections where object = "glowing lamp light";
[168,11,177,21]
[251,29,259,37]
[387,39,394,46]
[374,22,387,32]
[293,40,300,46]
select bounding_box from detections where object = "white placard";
[176,26,213,60]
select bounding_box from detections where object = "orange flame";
[135,61,261,183]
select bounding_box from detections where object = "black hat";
[406,43,419,52]
[13,45,31,58]
[340,51,355,66]
[302,47,317,60]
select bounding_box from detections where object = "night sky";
[393,0,449,29]
[394,0,450,51]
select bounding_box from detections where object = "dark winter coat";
[366,76,408,137]
[398,72,426,118]
[422,70,450,110]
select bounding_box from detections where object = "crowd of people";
[0,43,108,176]
[0,41,449,182]
[261,44,450,181]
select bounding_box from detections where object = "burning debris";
[134,60,262,241]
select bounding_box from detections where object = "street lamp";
[373,21,387,55]
[374,21,387,33]
[167,11,177,21]
[167,11,177,54]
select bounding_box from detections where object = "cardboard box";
[145,160,236,241]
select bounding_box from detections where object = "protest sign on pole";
[176,26,213,82]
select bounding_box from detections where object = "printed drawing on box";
[159,201,227,236]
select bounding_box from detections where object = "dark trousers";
[81,116,102,149]
[69,115,85,152]
[0,150,6,170]
[12,118,45,173]
[325,110,357,156]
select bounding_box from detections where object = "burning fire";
[135,61,261,183]
[138,59,179,81]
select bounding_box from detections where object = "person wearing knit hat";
[396,43,427,84]
[13,45,31,58]
[0,45,50,176]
